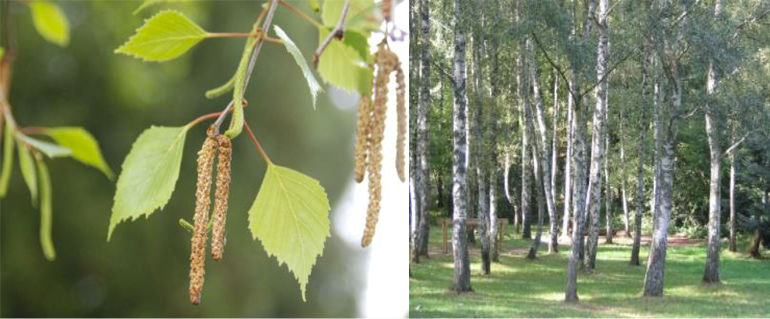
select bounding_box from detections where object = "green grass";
[410,227,770,318]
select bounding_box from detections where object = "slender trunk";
[467,152,476,245]
[728,148,737,252]
[648,64,662,266]
[472,32,491,276]
[528,139,546,259]
[749,189,763,258]
[565,0,595,302]
[451,0,471,292]
[630,57,649,266]
[565,97,588,302]
[562,83,575,239]
[604,111,613,244]
[584,0,610,271]
[703,108,722,284]
[527,38,558,254]
[505,152,521,233]
[620,109,630,237]
[551,71,562,250]
[702,0,725,285]
[519,43,532,241]
[643,72,680,297]
[413,0,432,264]
[411,149,422,263]
[437,174,444,207]
[490,170,500,262]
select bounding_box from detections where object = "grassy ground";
[410,227,770,318]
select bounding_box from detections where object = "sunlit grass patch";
[410,227,770,317]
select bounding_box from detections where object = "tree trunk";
[527,139,546,259]
[490,170,500,262]
[630,57,649,266]
[551,71,562,251]
[451,0,471,292]
[702,0,724,285]
[728,147,737,252]
[565,96,589,302]
[467,153,476,245]
[620,108,630,237]
[565,0,595,302]
[749,189,764,258]
[647,63,662,269]
[527,38,558,254]
[413,0,432,264]
[519,41,532,241]
[584,0,610,271]
[604,110,613,245]
[643,70,680,297]
[703,108,722,284]
[505,152,521,233]
[562,82,575,240]
[472,30,490,276]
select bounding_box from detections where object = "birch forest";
[409,0,770,316]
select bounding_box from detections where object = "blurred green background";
[1,1,368,317]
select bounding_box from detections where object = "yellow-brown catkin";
[361,44,395,247]
[211,135,232,261]
[382,0,392,22]
[190,136,217,305]
[354,95,372,183]
[395,58,406,182]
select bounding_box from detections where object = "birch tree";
[451,0,472,293]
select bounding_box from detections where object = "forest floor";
[409,227,770,318]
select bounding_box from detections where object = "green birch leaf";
[17,134,73,159]
[342,30,373,64]
[321,0,378,33]
[248,164,331,302]
[36,155,56,261]
[115,10,207,62]
[108,126,188,240]
[0,123,14,197]
[46,127,114,179]
[17,143,38,205]
[0,47,5,61]
[317,29,372,94]
[274,25,323,110]
[30,0,70,47]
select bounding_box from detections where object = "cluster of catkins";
[190,127,232,305]
[355,41,405,247]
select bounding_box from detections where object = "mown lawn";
[410,227,770,318]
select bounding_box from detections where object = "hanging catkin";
[211,135,232,261]
[354,95,372,183]
[361,44,395,247]
[395,58,406,182]
[190,134,217,305]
